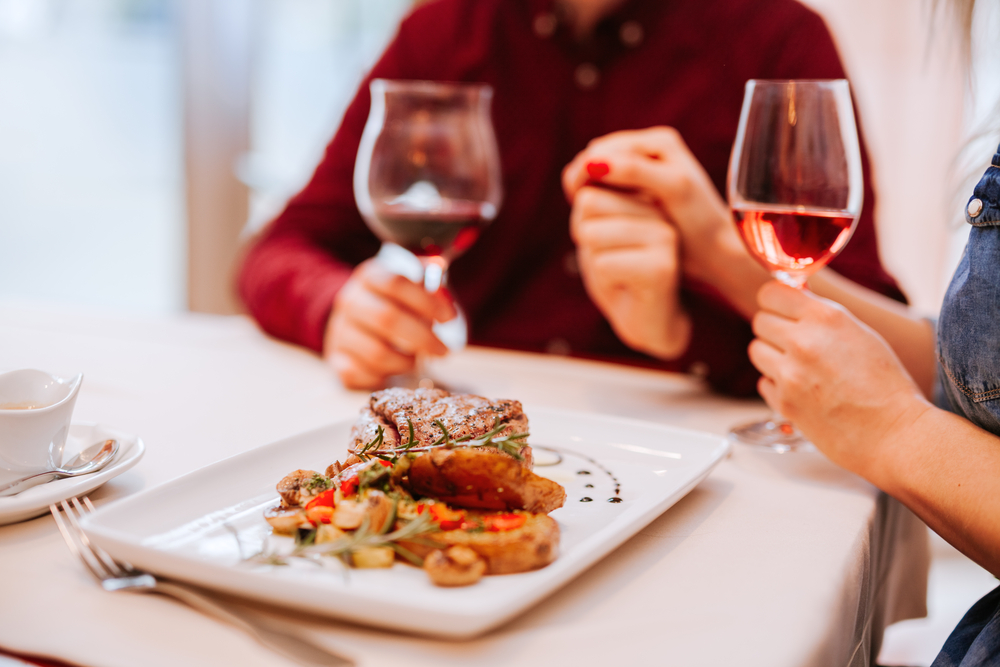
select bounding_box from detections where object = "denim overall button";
[968,198,984,218]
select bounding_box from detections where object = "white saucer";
[0,423,144,525]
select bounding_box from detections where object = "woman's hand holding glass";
[749,281,930,471]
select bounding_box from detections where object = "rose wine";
[734,206,855,278]
[372,199,489,261]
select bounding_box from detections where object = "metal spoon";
[0,439,118,497]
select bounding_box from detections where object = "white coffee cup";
[0,369,83,486]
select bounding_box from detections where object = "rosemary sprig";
[405,417,416,450]
[431,419,451,447]
[251,512,439,569]
[354,417,528,466]
[355,425,385,461]
[398,418,527,461]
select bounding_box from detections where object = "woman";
[237,0,904,394]
[579,0,997,660]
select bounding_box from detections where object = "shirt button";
[619,21,644,47]
[563,251,580,276]
[968,198,984,218]
[688,362,710,378]
[546,338,572,356]
[575,63,600,90]
[534,13,557,38]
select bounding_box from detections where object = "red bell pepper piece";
[484,513,526,532]
[305,488,336,510]
[426,503,467,531]
[339,474,359,497]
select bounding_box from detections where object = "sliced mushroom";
[424,546,486,587]
[363,490,395,534]
[325,460,344,478]
[263,505,308,535]
[276,469,325,507]
[332,499,365,530]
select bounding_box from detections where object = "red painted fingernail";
[586,161,610,179]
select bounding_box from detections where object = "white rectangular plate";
[81,408,730,638]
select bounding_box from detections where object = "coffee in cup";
[0,369,83,486]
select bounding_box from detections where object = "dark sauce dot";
[577,470,592,475]
[580,497,593,502]
[608,497,623,503]
[584,483,594,489]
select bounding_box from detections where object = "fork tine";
[76,496,139,573]
[65,497,130,577]
[50,499,113,582]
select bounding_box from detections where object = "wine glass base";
[433,309,467,351]
[729,418,809,453]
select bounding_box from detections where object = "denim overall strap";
[931,586,1000,667]
[937,144,1000,433]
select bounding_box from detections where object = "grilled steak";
[342,388,564,513]
[349,388,532,467]
[348,407,400,456]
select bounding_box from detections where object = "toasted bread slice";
[406,447,565,514]
[400,511,559,575]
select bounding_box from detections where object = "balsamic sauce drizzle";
[534,445,623,504]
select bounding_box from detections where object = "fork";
[50,497,354,667]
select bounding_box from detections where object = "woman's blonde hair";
[937,0,977,58]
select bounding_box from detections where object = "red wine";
[372,200,489,261]
[734,206,855,277]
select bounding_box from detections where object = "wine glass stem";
[775,270,808,289]
[422,258,447,293]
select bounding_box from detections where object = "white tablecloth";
[0,301,928,667]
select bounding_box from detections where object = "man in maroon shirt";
[238,0,903,396]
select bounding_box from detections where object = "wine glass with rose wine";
[727,79,863,451]
[354,79,502,354]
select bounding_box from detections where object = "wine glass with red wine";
[727,79,863,451]
[354,79,502,352]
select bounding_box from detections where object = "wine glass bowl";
[727,79,863,450]
[355,80,502,300]
[728,79,862,289]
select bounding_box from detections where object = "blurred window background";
[0,0,409,315]
[0,0,183,313]
[244,0,411,235]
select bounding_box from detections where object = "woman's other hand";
[563,127,737,277]
[323,259,456,389]
[568,184,691,359]
[748,280,930,474]
[562,127,768,317]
